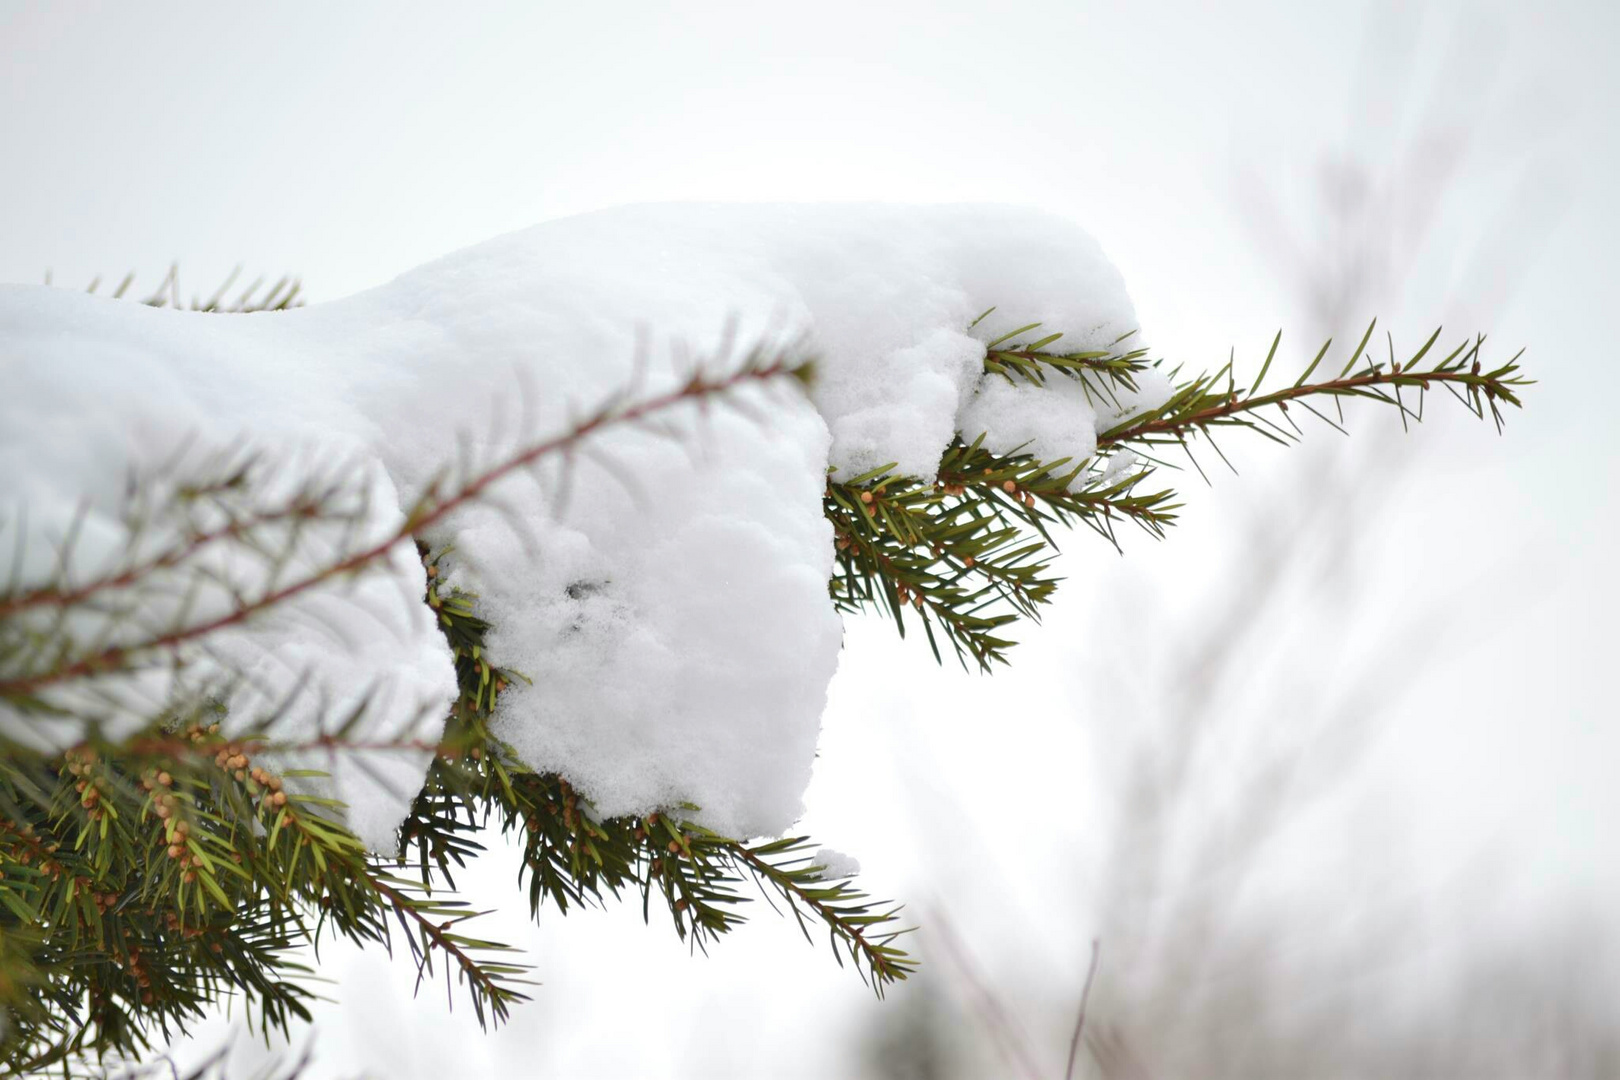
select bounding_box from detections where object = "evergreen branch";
[0,704,525,1068]
[723,836,916,993]
[2,280,1533,1073]
[1098,325,1530,454]
[826,438,1177,670]
[363,873,531,1028]
[0,327,875,1074]
[0,349,809,701]
[982,324,1150,411]
[828,321,1526,671]
[0,481,336,620]
[0,730,324,1070]
[398,548,917,998]
[61,266,306,314]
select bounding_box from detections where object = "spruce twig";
[834,320,1528,670]
[0,340,835,1070]
[0,351,807,702]
[1,287,1531,1073]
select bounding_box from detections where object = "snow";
[0,203,1155,849]
[811,847,861,880]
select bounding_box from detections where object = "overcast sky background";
[3,2,1617,1077]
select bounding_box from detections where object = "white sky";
[2,1,1617,1076]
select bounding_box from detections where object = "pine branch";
[833,319,1528,669]
[0,472,336,620]
[400,547,916,994]
[60,266,305,314]
[1,340,828,1069]
[724,835,916,993]
[1098,324,1530,454]
[363,872,531,1028]
[827,439,1177,671]
[0,348,809,702]
[981,318,1151,412]
[2,276,1532,1074]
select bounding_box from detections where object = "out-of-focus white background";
[2,2,1616,1076]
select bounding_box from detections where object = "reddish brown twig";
[1,357,802,699]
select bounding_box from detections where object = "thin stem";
[1099,364,1517,450]
[725,840,909,986]
[1,358,802,699]
[1065,939,1102,1080]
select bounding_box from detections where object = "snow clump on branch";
[0,203,1163,848]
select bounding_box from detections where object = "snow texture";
[0,204,1156,848]
[811,847,861,880]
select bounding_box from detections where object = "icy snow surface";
[0,203,1158,847]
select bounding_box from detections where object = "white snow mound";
[0,203,1157,846]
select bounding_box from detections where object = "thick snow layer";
[0,203,1153,846]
